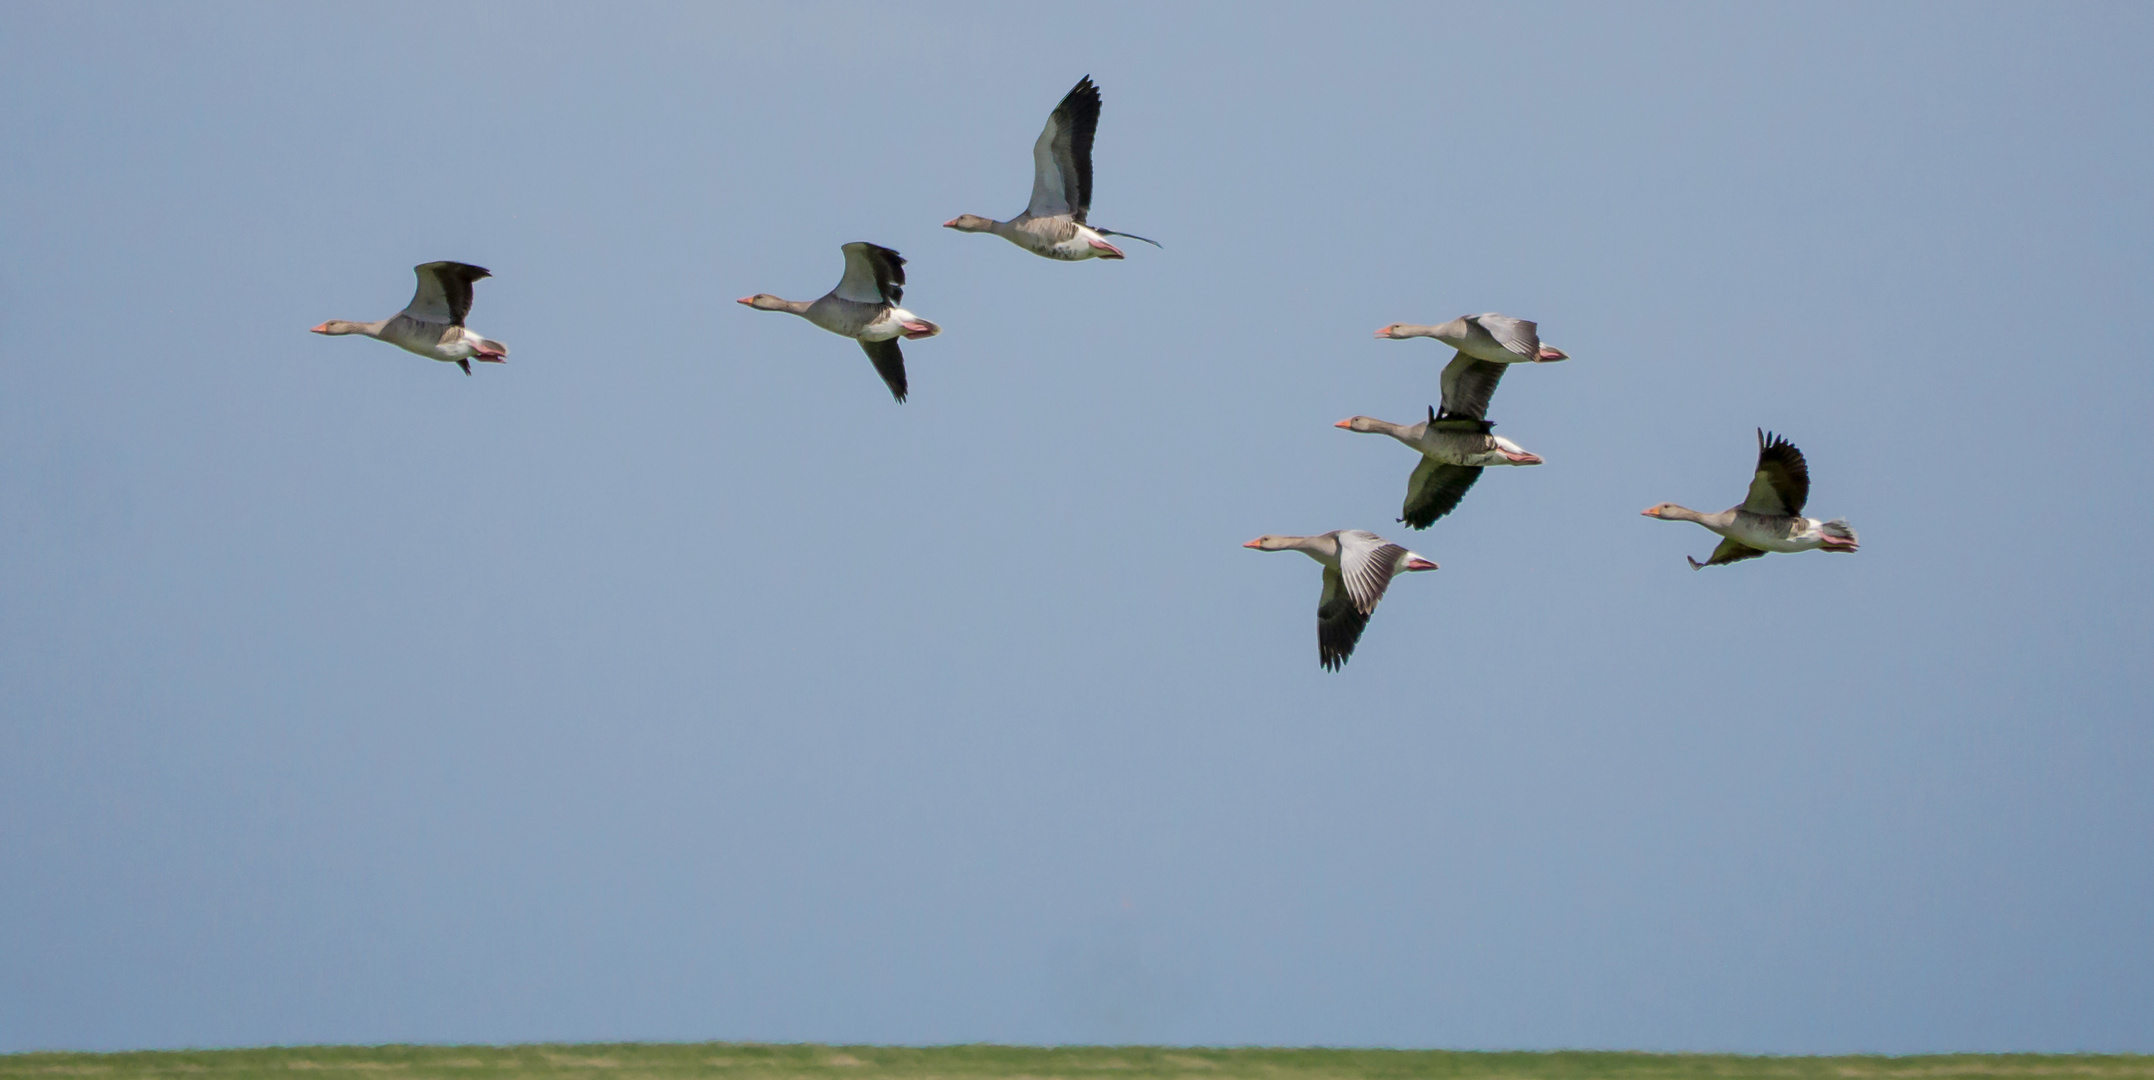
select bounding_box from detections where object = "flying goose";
[1375,314,1569,363]
[1243,530,1437,671]
[1338,343,1545,527]
[943,75,1159,261]
[311,262,508,375]
[740,242,941,403]
[1643,429,1860,568]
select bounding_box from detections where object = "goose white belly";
[1726,512,1824,553]
[380,316,477,362]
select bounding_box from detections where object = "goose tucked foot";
[1502,450,1544,464]
[1087,237,1126,258]
[1535,347,1568,361]
[900,320,940,339]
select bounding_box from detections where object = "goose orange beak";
[736,297,755,305]
[309,322,332,333]
[1334,419,1352,428]
[1641,506,1661,517]
[1242,538,1264,549]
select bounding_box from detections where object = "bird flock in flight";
[310,75,1861,671]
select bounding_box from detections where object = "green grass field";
[4,1043,2150,1080]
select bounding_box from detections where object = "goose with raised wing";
[1337,347,1545,527]
[1643,429,1860,569]
[311,262,508,376]
[943,75,1159,261]
[740,243,941,403]
[1243,530,1437,671]
[1376,314,1569,363]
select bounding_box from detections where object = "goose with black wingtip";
[1243,530,1437,671]
[944,75,1159,261]
[1643,429,1859,569]
[311,261,508,376]
[1337,343,1545,527]
[740,242,941,404]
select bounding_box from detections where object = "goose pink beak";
[1374,327,1396,338]
[942,218,963,228]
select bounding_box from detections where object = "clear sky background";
[3,0,2150,1056]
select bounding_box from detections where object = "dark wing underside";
[1437,351,1507,420]
[1315,566,1371,671]
[860,337,908,403]
[1744,428,1811,516]
[1401,458,1484,528]
[1689,537,1768,570]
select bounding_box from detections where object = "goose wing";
[1400,458,1484,529]
[1690,537,1769,570]
[1742,429,1810,516]
[1335,530,1408,613]
[406,262,490,326]
[1437,350,1507,420]
[1465,313,1541,361]
[835,242,905,306]
[1026,76,1100,222]
[1315,565,1371,672]
[859,338,909,404]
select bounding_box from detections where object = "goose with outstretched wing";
[944,76,1159,261]
[740,243,941,403]
[1337,344,1545,528]
[1243,530,1438,670]
[1643,429,1860,568]
[311,262,509,376]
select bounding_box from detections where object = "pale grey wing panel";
[1027,111,1074,219]
[1027,77,1100,220]
[1438,350,1507,420]
[407,262,489,325]
[1468,314,1541,360]
[834,242,904,305]
[406,263,458,323]
[1335,531,1405,614]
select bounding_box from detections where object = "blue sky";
[2,0,2150,1055]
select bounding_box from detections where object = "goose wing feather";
[1466,314,1541,360]
[1743,428,1810,516]
[835,242,905,306]
[407,261,490,326]
[1315,566,1371,671]
[1438,350,1507,420]
[1027,76,1099,221]
[1400,459,1484,528]
[859,337,909,403]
